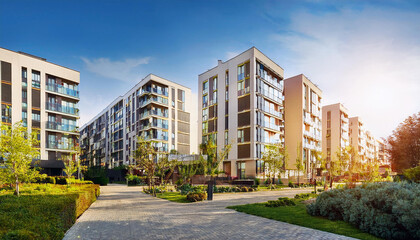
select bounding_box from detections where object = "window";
[237,65,245,81]
[32,112,40,121]
[238,129,244,143]
[22,90,27,99]
[213,77,217,91]
[32,71,41,88]
[1,104,11,123]
[202,108,208,121]
[224,131,228,146]
[22,67,27,79]
[202,95,208,108]
[203,81,209,95]
[256,160,264,174]
[225,71,229,85]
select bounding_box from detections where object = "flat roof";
[0,47,80,73]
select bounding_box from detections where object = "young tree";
[0,122,42,196]
[295,142,304,186]
[311,150,325,192]
[199,137,231,200]
[387,112,420,173]
[178,161,199,185]
[262,143,287,189]
[155,155,178,186]
[62,144,83,181]
[330,147,347,188]
[134,137,157,194]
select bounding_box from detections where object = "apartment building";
[375,138,388,165]
[322,103,349,163]
[284,74,322,180]
[0,47,80,175]
[349,116,377,163]
[80,74,196,168]
[198,47,285,179]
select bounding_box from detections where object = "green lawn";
[227,202,381,240]
[155,192,190,203]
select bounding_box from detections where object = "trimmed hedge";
[0,184,100,240]
[307,182,420,240]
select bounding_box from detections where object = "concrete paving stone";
[63,184,355,240]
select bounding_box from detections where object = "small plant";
[186,192,207,202]
[294,193,317,201]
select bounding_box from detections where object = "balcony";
[257,88,283,103]
[257,71,283,91]
[46,121,78,133]
[139,96,168,107]
[139,122,169,130]
[143,133,169,141]
[259,105,282,118]
[303,113,313,125]
[261,121,281,131]
[47,141,76,151]
[46,102,79,116]
[140,109,168,119]
[46,83,79,99]
[141,87,168,97]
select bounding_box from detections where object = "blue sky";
[1,0,420,138]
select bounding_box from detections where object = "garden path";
[63,184,355,240]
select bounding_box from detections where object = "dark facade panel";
[238,144,251,159]
[238,111,250,127]
[177,132,190,144]
[1,83,11,103]
[238,94,250,112]
[1,61,11,82]
[178,121,190,133]
[32,89,40,108]
[178,144,190,155]
[244,127,251,142]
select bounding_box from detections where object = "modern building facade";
[349,116,374,163]
[284,74,322,180]
[198,47,285,179]
[322,103,349,164]
[0,47,80,175]
[80,74,196,168]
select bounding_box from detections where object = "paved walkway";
[64,184,354,240]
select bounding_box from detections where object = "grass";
[227,202,381,240]
[155,191,190,203]
[0,183,100,240]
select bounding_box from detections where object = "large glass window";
[1,104,11,123]
[32,71,40,88]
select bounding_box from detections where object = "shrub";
[186,192,207,202]
[126,174,145,186]
[403,166,420,183]
[84,166,109,186]
[307,182,420,240]
[317,189,324,193]
[55,176,68,185]
[294,193,317,201]
[265,197,297,207]
[240,186,249,192]
[288,181,295,188]
[254,178,260,185]
[33,176,56,184]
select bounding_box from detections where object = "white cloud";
[272,7,420,138]
[81,56,151,82]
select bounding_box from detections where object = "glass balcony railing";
[46,121,78,132]
[258,70,283,91]
[141,87,169,97]
[46,102,79,116]
[46,83,79,98]
[139,122,169,130]
[257,88,283,103]
[140,109,168,119]
[47,141,75,150]
[237,87,250,97]
[259,105,282,118]
[139,96,168,107]
[261,121,281,131]
[143,133,169,141]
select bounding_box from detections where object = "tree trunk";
[14,176,19,197]
[297,170,300,187]
[207,176,214,201]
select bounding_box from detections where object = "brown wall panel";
[32,89,40,108]
[1,61,11,82]
[1,84,11,103]
[238,94,250,112]
[238,111,250,127]
[238,144,251,159]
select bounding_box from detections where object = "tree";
[295,142,304,186]
[0,122,42,196]
[134,137,157,194]
[311,150,325,192]
[330,146,348,188]
[199,137,231,200]
[155,155,178,186]
[62,145,84,181]
[178,161,199,185]
[387,112,420,173]
[262,143,287,189]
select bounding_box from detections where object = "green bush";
[403,166,420,183]
[307,182,420,240]
[265,197,297,207]
[126,174,145,186]
[186,192,207,202]
[84,166,109,186]
[143,186,166,194]
[0,184,100,240]
[254,178,260,185]
[55,177,67,185]
[33,176,56,184]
